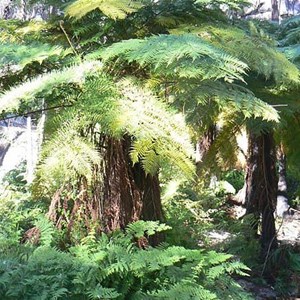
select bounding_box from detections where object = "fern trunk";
[196,124,216,163]
[47,135,163,244]
[245,131,278,257]
[102,135,163,240]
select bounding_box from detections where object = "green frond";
[100,34,248,82]
[37,121,100,190]
[66,0,144,20]
[0,42,70,68]
[278,16,300,65]
[87,285,120,299]
[280,26,300,47]
[0,19,63,45]
[0,60,102,113]
[148,282,217,300]
[195,0,250,10]
[117,79,195,176]
[278,15,300,46]
[34,216,56,247]
[176,80,279,122]
[126,221,171,238]
[280,44,300,64]
[204,251,233,265]
[171,24,300,86]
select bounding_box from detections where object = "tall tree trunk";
[245,131,278,258]
[26,115,34,183]
[276,144,289,217]
[271,0,280,21]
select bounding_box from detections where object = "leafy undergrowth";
[162,176,300,299]
[0,213,252,300]
[2,168,300,299]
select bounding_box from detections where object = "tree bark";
[245,131,278,257]
[102,135,163,240]
[196,124,216,164]
[271,0,280,21]
[276,144,289,217]
[102,135,144,232]
[48,134,164,245]
[26,115,34,183]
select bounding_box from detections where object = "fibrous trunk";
[102,135,163,233]
[245,131,278,257]
[196,124,217,181]
[196,124,216,164]
[47,135,163,244]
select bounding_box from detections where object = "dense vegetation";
[1,0,300,299]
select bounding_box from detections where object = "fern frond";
[171,24,300,86]
[195,0,250,10]
[37,121,100,189]
[87,284,120,300]
[117,79,195,176]
[100,34,248,82]
[126,221,171,239]
[176,80,279,122]
[280,44,300,64]
[0,60,102,112]
[34,216,56,247]
[279,15,300,46]
[148,281,217,300]
[66,0,144,20]
[0,42,70,68]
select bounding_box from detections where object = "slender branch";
[0,104,73,122]
[59,20,80,59]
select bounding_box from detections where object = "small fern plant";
[0,221,253,299]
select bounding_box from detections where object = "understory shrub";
[0,220,253,300]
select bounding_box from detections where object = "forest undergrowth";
[0,166,300,299]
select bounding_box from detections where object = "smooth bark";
[276,145,289,217]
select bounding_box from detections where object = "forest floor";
[206,206,300,300]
